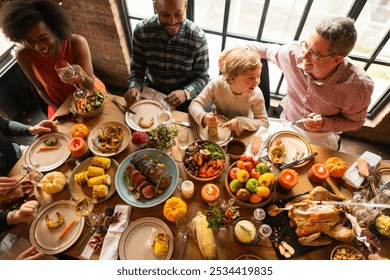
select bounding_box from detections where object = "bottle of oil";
[208,104,218,136]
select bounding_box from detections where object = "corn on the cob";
[91,156,111,169]
[154,232,169,256]
[92,184,109,198]
[87,166,105,177]
[191,211,216,260]
[87,174,111,187]
[74,171,88,185]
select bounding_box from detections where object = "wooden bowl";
[182,140,226,181]
[70,90,106,118]
[224,161,276,209]
[330,245,365,260]
[226,138,246,161]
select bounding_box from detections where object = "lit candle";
[308,163,329,184]
[181,180,194,199]
[68,137,89,159]
[201,183,220,204]
[277,168,299,193]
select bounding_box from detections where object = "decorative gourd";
[163,197,187,222]
[41,171,66,194]
[324,157,347,177]
[70,124,89,139]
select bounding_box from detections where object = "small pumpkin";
[163,197,187,222]
[324,157,347,177]
[41,171,66,194]
[70,124,89,139]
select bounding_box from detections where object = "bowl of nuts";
[330,245,365,260]
[182,140,226,181]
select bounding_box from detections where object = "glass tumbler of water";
[253,208,266,224]
[178,129,189,150]
[258,224,272,240]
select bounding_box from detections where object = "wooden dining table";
[4,93,390,260]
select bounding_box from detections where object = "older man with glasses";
[220,17,373,150]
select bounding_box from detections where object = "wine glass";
[157,107,172,125]
[72,197,95,226]
[54,60,88,100]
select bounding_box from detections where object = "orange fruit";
[249,193,263,204]
[257,186,271,198]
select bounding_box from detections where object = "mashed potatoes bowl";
[233,218,257,244]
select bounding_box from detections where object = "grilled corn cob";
[74,171,89,185]
[87,174,111,187]
[91,156,111,169]
[92,184,109,199]
[154,232,169,256]
[87,166,105,177]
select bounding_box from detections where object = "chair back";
[259,58,270,115]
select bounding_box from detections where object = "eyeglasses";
[22,36,51,49]
[300,41,336,61]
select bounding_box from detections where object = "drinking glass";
[54,60,87,100]
[175,214,191,259]
[72,197,95,226]
[252,208,266,224]
[258,224,272,240]
[176,214,191,236]
[157,108,172,125]
[178,129,189,150]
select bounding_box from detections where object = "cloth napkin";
[245,127,271,158]
[343,151,382,189]
[99,204,132,260]
[80,204,131,260]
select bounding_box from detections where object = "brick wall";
[60,0,130,90]
[344,109,390,145]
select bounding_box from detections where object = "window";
[122,0,390,119]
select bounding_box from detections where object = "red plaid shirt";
[244,42,374,133]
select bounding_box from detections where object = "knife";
[172,119,191,128]
[111,97,136,114]
[280,152,318,170]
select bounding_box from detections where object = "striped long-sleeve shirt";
[128,15,210,99]
[0,115,31,176]
[243,41,374,133]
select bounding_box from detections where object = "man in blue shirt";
[124,0,210,112]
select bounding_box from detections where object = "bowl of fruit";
[224,155,277,209]
[182,140,226,181]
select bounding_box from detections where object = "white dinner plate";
[118,217,174,260]
[88,121,131,157]
[29,200,85,255]
[69,157,118,204]
[24,132,71,172]
[267,131,312,167]
[193,115,233,146]
[125,100,164,132]
[115,148,178,208]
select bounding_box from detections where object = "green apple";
[245,178,260,193]
[255,162,269,174]
[229,179,243,194]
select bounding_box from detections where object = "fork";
[291,114,321,125]
[76,213,105,255]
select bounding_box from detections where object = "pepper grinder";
[208,104,218,136]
